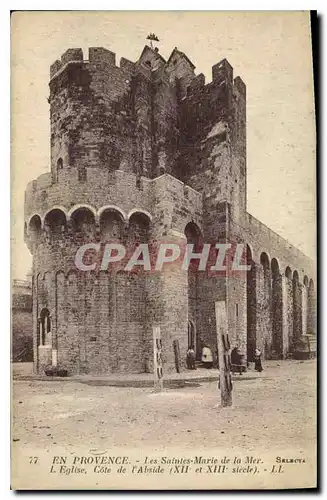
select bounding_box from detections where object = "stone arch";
[28,214,42,245]
[285,266,292,279]
[127,208,153,222]
[70,207,96,241]
[128,211,151,245]
[292,270,302,346]
[271,258,279,275]
[68,204,97,221]
[184,221,204,267]
[98,205,127,221]
[57,157,63,171]
[271,258,283,358]
[246,243,255,264]
[44,208,67,241]
[100,208,125,242]
[185,221,202,244]
[260,252,270,270]
[44,205,68,221]
[246,244,257,361]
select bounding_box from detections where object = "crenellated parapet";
[50,47,135,80]
[177,58,247,221]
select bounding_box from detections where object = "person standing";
[254,347,263,372]
[186,346,196,370]
[201,345,213,368]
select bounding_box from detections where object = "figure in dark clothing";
[254,348,263,372]
[231,346,245,375]
[231,347,242,365]
[186,347,196,370]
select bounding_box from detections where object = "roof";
[138,45,166,64]
[167,47,195,70]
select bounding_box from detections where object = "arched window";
[44,209,67,240]
[57,158,63,170]
[39,308,51,346]
[100,209,124,242]
[188,320,196,350]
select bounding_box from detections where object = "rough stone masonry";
[24,44,316,375]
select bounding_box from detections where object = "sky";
[11,11,316,279]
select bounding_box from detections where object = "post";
[215,301,233,407]
[153,326,163,392]
[173,339,181,373]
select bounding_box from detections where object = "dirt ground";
[12,360,316,453]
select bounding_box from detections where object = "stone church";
[24,44,316,374]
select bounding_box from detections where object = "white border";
[3,4,325,498]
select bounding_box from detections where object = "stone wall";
[26,170,206,375]
[12,281,33,362]
[24,44,316,374]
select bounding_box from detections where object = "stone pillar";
[284,275,293,354]
[246,262,257,362]
[257,265,272,359]
[272,272,283,358]
[145,232,188,374]
[302,283,308,336]
[307,281,316,335]
[98,270,110,374]
[227,273,247,358]
[281,275,290,358]
[32,273,38,374]
[134,71,153,178]
[158,265,188,373]
[293,277,303,343]
[38,345,52,371]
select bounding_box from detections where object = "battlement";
[50,47,137,80]
[50,47,245,96]
[184,58,246,100]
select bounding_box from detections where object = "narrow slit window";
[57,158,63,170]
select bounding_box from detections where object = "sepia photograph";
[11,10,317,490]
